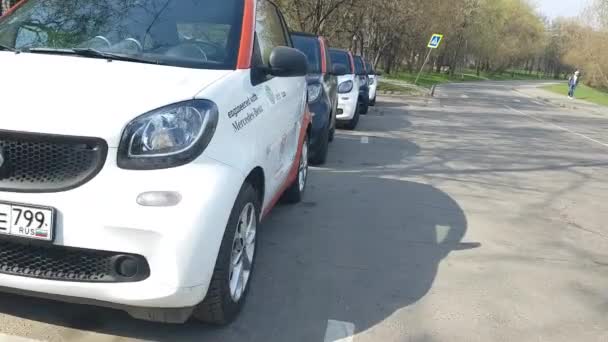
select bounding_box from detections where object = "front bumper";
[0,151,245,314]
[336,91,359,121]
[369,83,378,100]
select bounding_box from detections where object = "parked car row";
[291,33,381,166]
[0,0,380,327]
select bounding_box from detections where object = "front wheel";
[359,97,369,115]
[193,183,259,325]
[329,111,336,142]
[310,124,329,166]
[369,96,376,106]
[282,134,309,204]
[344,105,360,130]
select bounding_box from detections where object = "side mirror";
[332,64,348,76]
[268,46,307,77]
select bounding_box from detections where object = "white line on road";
[505,105,608,148]
[0,333,42,342]
[461,94,469,99]
[324,320,355,342]
[361,136,369,144]
[513,99,521,103]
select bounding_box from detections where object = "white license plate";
[0,202,55,241]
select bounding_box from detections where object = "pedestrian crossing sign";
[428,34,443,49]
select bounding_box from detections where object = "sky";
[536,0,591,19]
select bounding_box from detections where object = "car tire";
[344,105,360,130]
[328,112,336,143]
[192,182,260,325]
[369,97,376,106]
[310,124,329,166]
[360,100,369,115]
[282,134,309,204]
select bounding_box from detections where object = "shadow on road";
[0,99,478,341]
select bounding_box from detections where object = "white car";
[366,61,380,106]
[329,48,361,130]
[0,0,310,325]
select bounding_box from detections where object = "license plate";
[0,202,55,242]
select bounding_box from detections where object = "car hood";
[0,52,232,147]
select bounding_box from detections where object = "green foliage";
[388,69,549,88]
[542,84,608,106]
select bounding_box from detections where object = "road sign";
[428,34,444,49]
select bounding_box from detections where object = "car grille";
[0,239,150,283]
[0,131,107,192]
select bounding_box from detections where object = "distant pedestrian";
[568,70,581,99]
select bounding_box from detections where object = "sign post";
[415,33,444,85]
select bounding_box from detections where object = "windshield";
[329,49,353,74]
[0,0,244,69]
[292,34,321,74]
[354,56,366,75]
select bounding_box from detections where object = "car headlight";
[338,80,354,93]
[118,100,219,170]
[308,84,323,103]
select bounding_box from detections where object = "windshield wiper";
[0,44,17,52]
[23,47,163,65]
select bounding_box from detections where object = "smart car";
[292,32,338,165]
[329,48,361,130]
[366,61,380,106]
[0,0,309,325]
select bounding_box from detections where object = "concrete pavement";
[0,81,607,341]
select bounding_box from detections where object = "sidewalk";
[514,82,608,116]
[378,78,428,96]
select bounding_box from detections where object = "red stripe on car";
[348,51,355,73]
[319,37,327,74]
[0,0,28,18]
[237,0,256,69]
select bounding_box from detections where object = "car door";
[253,0,306,200]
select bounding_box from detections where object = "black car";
[353,55,370,115]
[292,32,338,165]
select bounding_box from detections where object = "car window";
[177,23,231,49]
[255,0,288,66]
[292,35,321,74]
[0,0,244,70]
[354,56,366,75]
[329,50,353,74]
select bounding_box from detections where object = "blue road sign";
[428,34,444,49]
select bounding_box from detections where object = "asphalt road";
[1,81,607,342]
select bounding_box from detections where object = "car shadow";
[0,103,478,341]
[0,173,473,342]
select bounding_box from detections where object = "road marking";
[513,99,521,103]
[532,100,544,106]
[0,334,42,342]
[436,225,451,243]
[461,94,469,99]
[505,105,608,148]
[361,136,369,144]
[324,320,355,342]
